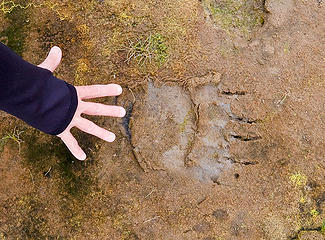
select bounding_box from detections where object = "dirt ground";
[0,0,325,239]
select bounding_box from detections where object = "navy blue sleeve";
[0,42,78,135]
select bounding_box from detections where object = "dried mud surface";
[0,0,325,239]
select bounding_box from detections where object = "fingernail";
[120,108,126,117]
[106,133,116,142]
[51,46,62,55]
[116,85,123,95]
[79,153,86,161]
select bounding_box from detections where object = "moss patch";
[321,220,325,234]
[16,195,51,239]
[0,2,29,56]
[203,0,265,36]
[290,172,308,187]
[22,129,97,199]
[18,128,105,236]
[125,33,168,66]
[310,209,320,217]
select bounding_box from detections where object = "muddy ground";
[0,0,325,239]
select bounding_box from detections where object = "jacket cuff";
[50,79,78,135]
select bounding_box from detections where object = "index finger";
[76,84,122,99]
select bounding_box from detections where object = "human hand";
[38,46,126,160]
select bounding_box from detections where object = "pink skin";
[38,46,126,160]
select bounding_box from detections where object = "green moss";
[0,127,24,152]
[20,129,104,234]
[284,42,290,54]
[1,194,67,239]
[290,172,307,187]
[179,110,194,133]
[321,221,325,235]
[112,214,139,240]
[151,34,169,64]
[0,5,29,56]
[126,33,168,66]
[17,195,49,239]
[22,129,97,199]
[203,0,265,36]
[310,209,320,217]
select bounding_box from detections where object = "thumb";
[38,46,62,72]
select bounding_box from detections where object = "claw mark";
[219,102,260,124]
[221,90,246,96]
[229,114,259,124]
[227,157,258,165]
[232,117,259,124]
[231,135,262,141]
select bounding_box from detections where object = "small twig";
[128,87,136,103]
[28,169,35,187]
[144,189,155,198]
[0,127,24,153]
[276,93,288,107]
[143,216,160,224]
[197,196,207,205]
[44,167,52,177]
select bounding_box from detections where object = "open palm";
[38,46,126,160]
